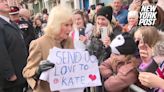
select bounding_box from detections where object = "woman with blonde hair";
[92,6,122,47]
[22,5,74,92]
[88,6,122,63]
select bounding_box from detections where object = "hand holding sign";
[35,60,54,79]
[39,47,102,91]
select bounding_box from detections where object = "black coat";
[0,17,27,88]
[18,18,36,50]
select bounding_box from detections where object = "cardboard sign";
[40,47,102,91]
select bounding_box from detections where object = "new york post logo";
[138,5,157,26]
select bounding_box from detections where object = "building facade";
[25,0,137,14]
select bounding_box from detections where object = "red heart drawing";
[53,78,59,84]
[89,74,97,81]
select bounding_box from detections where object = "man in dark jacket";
[18,17,36,51]
[0,0,27,92]
[9,7,36,52]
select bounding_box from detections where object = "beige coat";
[22,34,73,92]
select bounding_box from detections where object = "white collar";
[0,15,10,23]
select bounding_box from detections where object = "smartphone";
[79,28,85,36]
[100,27,108,40]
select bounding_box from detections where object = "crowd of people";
[0,0,164,92]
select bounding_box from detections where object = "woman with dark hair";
[33,18,44,38]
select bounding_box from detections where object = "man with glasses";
[0,0,27,92]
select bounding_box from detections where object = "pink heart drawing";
[53,78,59,84]
[89,74,97,81]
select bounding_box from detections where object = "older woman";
[22,5,74,92]
[123,11,139,37]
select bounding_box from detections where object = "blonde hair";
[92,22,113,37]
[93,16,113,37]
[111,55,139,68]
[44,5,73,38]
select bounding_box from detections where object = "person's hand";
[129,0,141,11]
[139,72,164,89]
[138,43,152,63]
[79,35,88,43]
[8,74,17,81]
[110,57,120,73]
[102,36,111,47]
[115,21,121,27]
[35,60,55,79]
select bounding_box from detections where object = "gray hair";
[154,41,164,56]
[153,31,164,56]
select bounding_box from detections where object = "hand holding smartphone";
[79,28,85,36]
[100,27,108,41]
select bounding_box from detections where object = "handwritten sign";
[40,47,102,91]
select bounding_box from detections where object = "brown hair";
[137,26,160,48]
[110,55,139,68]
[124,55,139,68]
[73,10,86,27]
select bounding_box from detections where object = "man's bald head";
[19,8,31,19]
